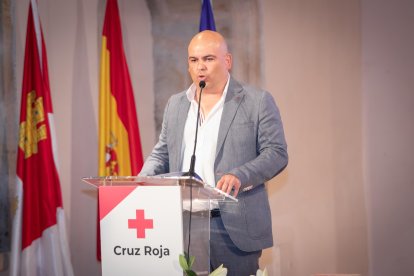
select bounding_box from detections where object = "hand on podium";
[216,174,241,198]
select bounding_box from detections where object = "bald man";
[140,31,288,275]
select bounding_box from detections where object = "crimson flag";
[10,1,74,275]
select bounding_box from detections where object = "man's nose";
[197,61,206,70]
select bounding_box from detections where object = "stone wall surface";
[0,0,17,269]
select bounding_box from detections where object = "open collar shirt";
[181,76,230,191]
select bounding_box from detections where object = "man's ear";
[226,53,233,70]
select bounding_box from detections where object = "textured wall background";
[0,0,16,260]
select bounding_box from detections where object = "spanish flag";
[97,0,144,260]
[10,1,74,275]
[99,0,143,177]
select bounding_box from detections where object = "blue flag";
[199,0,216,31]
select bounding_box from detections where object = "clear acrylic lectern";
[83,175,237,276]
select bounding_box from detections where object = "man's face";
[187,38,232,91]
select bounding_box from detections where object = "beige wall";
[362,0,414,275]
[261,0,367,275]
[7,0,414,275]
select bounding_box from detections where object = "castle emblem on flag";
[105,132,119,175]
[18,90,47,158]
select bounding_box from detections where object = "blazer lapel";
[215,78,245,159]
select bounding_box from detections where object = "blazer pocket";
[230,121,254,128]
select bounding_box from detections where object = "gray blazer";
[140,77,288,252]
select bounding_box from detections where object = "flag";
[10,1,74,275]
[99,0,143,177]
[98,0,144,260]
[199,0,216,31]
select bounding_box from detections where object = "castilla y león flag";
[10,1,74,276]
[98,0,144,177]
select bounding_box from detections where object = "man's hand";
[216,174,241,198]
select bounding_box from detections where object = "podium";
[83,175,237,276]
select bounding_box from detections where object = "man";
[140,30,288,275]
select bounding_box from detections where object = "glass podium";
[83,175,237,276]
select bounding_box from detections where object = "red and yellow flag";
[10,1,73,275]
[97,0,144,261]
[98,0,143,177]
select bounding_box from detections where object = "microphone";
[185,80,206,177]
[183,80,205,264]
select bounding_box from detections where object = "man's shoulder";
[170,90,187,100]
[230,78,270,102]
[230,77,267,93]
[166,90,188,107]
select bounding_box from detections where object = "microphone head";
[199,81,206,88]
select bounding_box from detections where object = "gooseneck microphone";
[184,80,205,265]
[185,80,206,177]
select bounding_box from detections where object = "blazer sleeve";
[228,91,288,190]
[139,98,171,176]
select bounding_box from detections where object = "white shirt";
[181,77,230,210]
[181,77,229,187]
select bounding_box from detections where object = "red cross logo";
[128,210,154,238]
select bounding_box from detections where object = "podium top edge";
[81,176,238,202]
[81,175,204,187]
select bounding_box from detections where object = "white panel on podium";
[100,186,183,275]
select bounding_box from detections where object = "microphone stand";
[186,80,205,177]
[183,80,206,264]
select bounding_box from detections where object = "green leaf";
[189,255,195,269]
[185,270,197,276]
[179,254,189,270]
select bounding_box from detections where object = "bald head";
[188,30,229,54]
[187,31,232,93]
